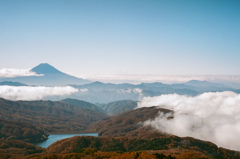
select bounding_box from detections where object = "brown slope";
[20,106,240,159]
[0,119,48,143]
[0,139,44,159]
[43,136,240,159]
[87,107,172,139]
[0,98,107,133]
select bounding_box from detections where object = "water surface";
[35,133,98,148]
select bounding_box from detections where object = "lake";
[35,133,98,148]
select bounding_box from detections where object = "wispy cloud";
[79,88,88,92]
[118,88,142,95]
[0,86,78,101]
[118,88,143,99]
[138,91,240,151]
[0,68,43,78]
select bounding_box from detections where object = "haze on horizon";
[1,0,240,82]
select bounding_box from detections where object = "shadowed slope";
[87,107,171,138]
[0,119,48,143]
[61,98,104,113]
[0,98,107,132]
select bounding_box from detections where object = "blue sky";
[0,0,240,79]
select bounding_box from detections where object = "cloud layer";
[79,88,89,93]
[138,91,240,151]
[76,74,240,84]
[0,86,78,101]
[0,68,43,78]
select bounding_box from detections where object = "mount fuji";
[0,63,91,86]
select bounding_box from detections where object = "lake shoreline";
[47,131,98,135]
[35,133,98,148]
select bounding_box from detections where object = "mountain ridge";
[0,98,107,132]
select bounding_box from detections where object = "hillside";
[61,98,104,113]
[37,106,240,158]
[99,100,137,115]
[87,107,171,138]
[1,104,240,158]
[0,63,91,86]
[0,119,47,159]
[0,98,107,133]
[0,119,48,143]
[0,139,44,159]
[35,136,240,159]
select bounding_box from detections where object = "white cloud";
[0,68,43,78]
[138,92,240,151]
[79,88,88,92]
[0,86,78,101]
[118,88,132,93]
[118,88,142,95]
[118,88,143,100]
[133,88,142,94]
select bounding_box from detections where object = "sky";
[0,0,240,81]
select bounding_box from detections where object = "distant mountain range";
[1,64,240,158]
[0,63,91,86]
[1,63,240,103]
[69,80,240,103]
[0,81,27,86]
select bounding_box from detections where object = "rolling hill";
[61,98,105,113]
[27,106,240,159]
[40,135,240,159]
[0,119,48,143]
[0,98,107,132]
[87,107,171,138]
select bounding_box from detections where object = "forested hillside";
[0,98,107,132]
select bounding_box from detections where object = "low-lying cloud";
[138,91,240,151]
[0,86,78,101]
[118,88,143,98]
[0,68,43,78]
[76,74,240,84]
[79,88,89,92]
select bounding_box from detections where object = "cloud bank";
[0,86,78,101]
[0,68,43,78]
[138,92,240,151]
[76,74,240,84]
